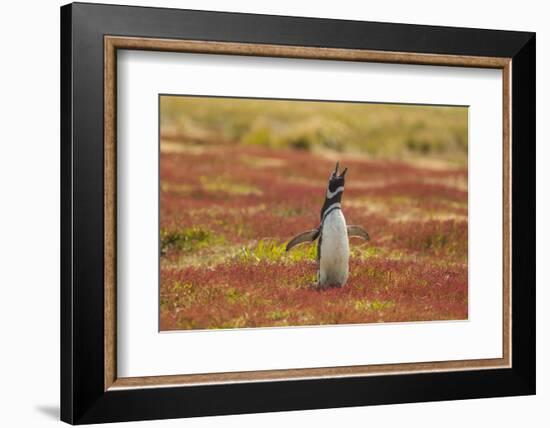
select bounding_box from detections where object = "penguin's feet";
[315,282,345,290]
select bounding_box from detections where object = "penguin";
[285,162,370,288]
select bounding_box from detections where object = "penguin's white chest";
[319,210,349,288]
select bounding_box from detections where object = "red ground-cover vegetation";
[159,143,468,330]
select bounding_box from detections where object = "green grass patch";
[160,227,222,254]
[160,182,193,194]
[239,239,317,264]
[267,309,292,321]
[353,300,395,312]
[225,287,249,305]
[350,245,381,259]
[422,233,447,250]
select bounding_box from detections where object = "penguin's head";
[327,162,347,193]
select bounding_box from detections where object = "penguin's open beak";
[332,162,340,177]
[331,162,347,178]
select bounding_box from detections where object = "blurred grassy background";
[160,96,468,164]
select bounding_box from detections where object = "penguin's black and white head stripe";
[320,162,347,222]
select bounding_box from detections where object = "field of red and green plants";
[159,97,468,330]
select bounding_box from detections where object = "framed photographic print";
[60,2,535,424]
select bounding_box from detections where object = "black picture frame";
[61,2,535,424]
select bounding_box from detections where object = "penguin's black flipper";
[285,229,320,252]
[347,225,370,241]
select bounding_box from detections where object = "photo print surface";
[159,95,468,331]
